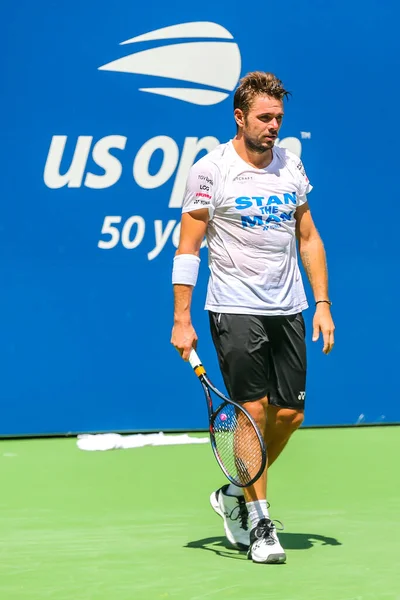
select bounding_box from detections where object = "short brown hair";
[233,72,290,116]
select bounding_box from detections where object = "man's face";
[236,95,284,153]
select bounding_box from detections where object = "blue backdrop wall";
[1,0,399,436]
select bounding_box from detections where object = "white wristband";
[172,254,200,286]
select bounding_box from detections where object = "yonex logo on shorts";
[298,391,306,401]
[98,22,241,106]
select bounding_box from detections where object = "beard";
[243,130,274,154]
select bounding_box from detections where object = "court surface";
[0,427,399,600]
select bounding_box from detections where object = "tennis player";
[171,72,335,564]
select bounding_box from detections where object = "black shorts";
[209,312,307,409]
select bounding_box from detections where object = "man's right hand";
[171,321,198,361]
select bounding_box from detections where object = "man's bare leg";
[240,397,269,503]
[241,397,287,563]
[239,401,304,501]
[265,406,304,467]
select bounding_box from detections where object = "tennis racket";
[188,348,267,487]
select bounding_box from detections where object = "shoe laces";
[254,518,284,545]
[225,497,249,531]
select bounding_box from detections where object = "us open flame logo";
[98,21,241,106]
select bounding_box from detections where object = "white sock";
[246,500,270,529]
[225,484,243,497]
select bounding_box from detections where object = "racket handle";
[188,348,203,370]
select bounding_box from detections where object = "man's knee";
[243,397,268,427]
[276,408,304,436]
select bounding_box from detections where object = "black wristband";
[315,300,332,306]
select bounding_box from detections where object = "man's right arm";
[171,209,209,360]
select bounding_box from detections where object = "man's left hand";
[312,304,335,354]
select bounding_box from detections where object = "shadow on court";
[185,533,341,560]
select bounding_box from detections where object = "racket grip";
[188,348,202,370]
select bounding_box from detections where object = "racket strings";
[212,403,264,487]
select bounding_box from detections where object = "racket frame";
[189,349,267,487]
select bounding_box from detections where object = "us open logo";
[98,21,241,106]
[43,21,308,259]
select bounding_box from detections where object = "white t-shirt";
[181,141,313,315]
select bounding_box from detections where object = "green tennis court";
[1,427,399,600]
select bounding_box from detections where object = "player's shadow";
[185,533,342,561]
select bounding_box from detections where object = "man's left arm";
[295,202,335,354]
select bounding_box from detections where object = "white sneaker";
[248,518,286,564]
[209,485,250,549]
